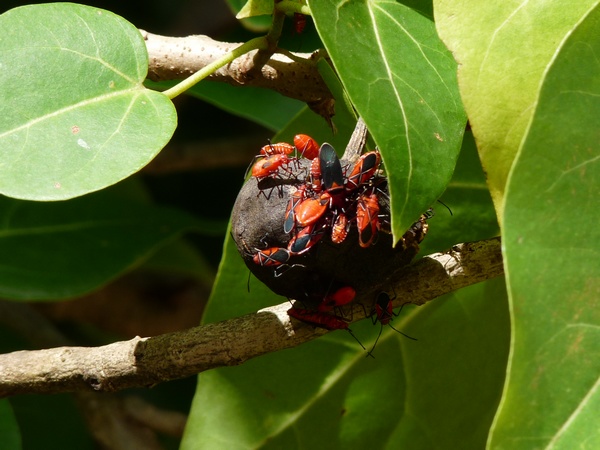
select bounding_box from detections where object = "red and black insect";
[367,292,416,357]
[294,134,319,160]
[287,307,367,351]
[251,153,290,179]
[293,13,307,35]
[252,245,306,277]
[356,193,380,248]
[318,143,344,193]
[317,285,355,312]
[252,247,291,267]
[284,185,307,234]
[294,191,331,228]
[287,224,324,255]
[288,307,348,330]
[345,151,381,191]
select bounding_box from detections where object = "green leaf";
[495,5,600,449]
[201,227,282,324]
[236,0,274,19]
[0,186,208,301]
[310,0,466,243]
[9,393,91,450]
[183,82,305,132]
[141,239,216,288]
[227,0,273,31]
[0,400,20,450]
[435,0,598,219]
[419,130,499,255]
[0,4,176,201]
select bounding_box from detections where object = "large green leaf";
[419,131,499,255]
[226,0,273,31]
[0,400,20,450]
[435,0,598,220]
[0,3,176,201]
[494,5,600,449]
[310,0,466,243]
[0,185,212,301]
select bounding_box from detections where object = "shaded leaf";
[0,4,176,200]
[310,0,466,243]
[236,0,274,19]
[226,0,273,31]
[0,400,20,450]
[496,5,600,448]
[420,130,499,255]
[435,0,598,218]
[141,238,216,288]
[0,187,211,301]
[181,82,305,132]
[10,394,91,450]
[200,226,282,324]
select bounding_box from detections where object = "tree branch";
[141,30,335,122]
[0,237,502,398]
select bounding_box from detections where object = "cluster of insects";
[249,134,385,269]
[242,133,429,355]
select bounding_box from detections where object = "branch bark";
[0,301,188,448]
[0,237,502,398]
[141,30,335,122]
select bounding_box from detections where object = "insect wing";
[319,143,344,191]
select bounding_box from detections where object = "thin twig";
[0,237,502,398]
[0,302,187,449]
[141,30,335,121]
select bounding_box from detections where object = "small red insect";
[251,154,289,179]
[260,141,295,156]
[293,134,319,160]
[331,213,349,244]
[345,151,381,191]
[356,193,380,248]
[317,285,356,312]
[294,192,331,228]
[288,307,367,351]
[309,157,322,193]
[293,13,307,35]
[288,307,349,330]
[367,292,416,357]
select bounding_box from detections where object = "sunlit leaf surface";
[0,4,176,200]
[435,0,598,218]
[496,4,600,448]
